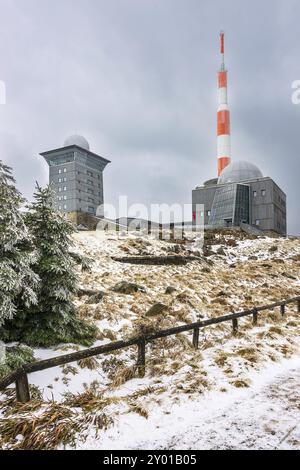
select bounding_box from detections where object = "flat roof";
[193,176,286,197]
[40,144,111,165]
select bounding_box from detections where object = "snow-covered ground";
[1,229,300,450]
[80,355,300,450]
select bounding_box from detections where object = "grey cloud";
[0,0,299,233]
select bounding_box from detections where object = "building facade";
[41,135,110,226]
[192,162,287,236]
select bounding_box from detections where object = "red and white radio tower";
[217,32,231,176]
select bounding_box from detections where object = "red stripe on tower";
[217,32,231,177]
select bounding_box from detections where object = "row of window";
[58,205,96,213]
[253,189,266,197]
[199,210,211,217]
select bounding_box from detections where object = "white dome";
[218,160,263,184]
[64,135,90,151]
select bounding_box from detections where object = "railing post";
[253,309,258,326]
[137,340,146,378]
[280,304,285,317]
[192,328,200,349]
[232,318,238,335]
[15,372,30,403]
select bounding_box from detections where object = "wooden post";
[280,304,285,317]
[15,372,30,403]
[137,340,146,378]
[253,309,258,326]
[192,328,200,349]
[232,318,238,335]
[297,299,300,313]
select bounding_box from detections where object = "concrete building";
[192,161,287,236]
[41,135,110,227]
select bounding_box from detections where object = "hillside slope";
[1,230,300,450]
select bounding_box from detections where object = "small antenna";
[220,31,225,71]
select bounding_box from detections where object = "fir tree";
[0,160,38,328]
[4,184,97,347]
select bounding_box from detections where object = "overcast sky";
[0,0,300,233]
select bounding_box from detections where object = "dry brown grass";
[235,347,259,364]
[231,379,250,388]
[128,403,149,419]
[77,357,99,370]
[63,389,120,412]
[110,366,137,388]
[0,404,80,450]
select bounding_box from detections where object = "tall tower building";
[192,33,287,236]
[217,32,231,176]
[41,135,110,227]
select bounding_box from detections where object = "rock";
[203,247,215,257]
[269,245,278,253]
[217,247,226,256]
[248,255,258,260]
[165,286,177,295]
[111,281,146,294]
[202,267,211,273]
[145,303,168,317]
[217,291,226,297]
[77,288,100,298]
[85,291,106,304]
[282,272,297,280]
[226,239,238,247]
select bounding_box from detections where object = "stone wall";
[67,211,100,230]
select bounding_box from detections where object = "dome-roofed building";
[192,160,287,236]
[218,160,263,185]
[40,135,111,229]
[64,135,90,151]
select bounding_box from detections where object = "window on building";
[63,168,67,173]
[88,206,95,214]
[58,178,62,183]
[63,196,67,200]
[58,205,62,210]
[261,189,266,197]
[58,169,62,174]
[207,210,211,217]
[58,196,62,201]
[63,177,67,182]
[253,191,257,197]
[63,204,67,210]
[63,186,67,191]
[200,211,204,218]
[58,187,62,192]
[255,219,260,226]
[87,171,93,177]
